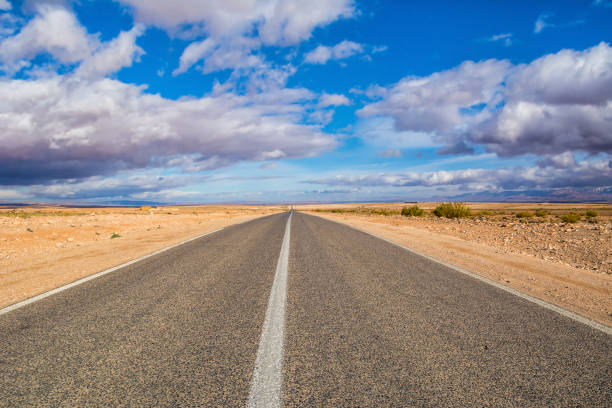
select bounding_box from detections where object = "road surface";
[1,211,610,406]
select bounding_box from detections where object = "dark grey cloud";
[0,76,336,185]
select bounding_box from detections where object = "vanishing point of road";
[1,212,610,406]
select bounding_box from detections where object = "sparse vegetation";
[477,210,492,216]
[433,202,472,218]
[515,211,534,218]
[110,233,121,239]
[560,213,581,223]
[402,205,425,217]
[313,207,400,216]
[0,210,85,218]
[586,210,598,218]
[535,210,549,217]
[368,208,399,216]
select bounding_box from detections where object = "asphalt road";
[1,211,610,407]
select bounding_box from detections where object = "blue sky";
[0,0,611,204]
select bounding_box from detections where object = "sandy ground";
[0,205,284,309]
[300,203,611,326]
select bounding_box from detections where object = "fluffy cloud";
[304,40,364,64]
[0,0,11,11]
[506,44,612,106]
[318,92,350,108]
[309,159,612,191]
[536,152,577,169]
[0,4,97,73]
[76,25,145,78]
[0,76,336,185]
[0,5,146,78]
[359,43,612,158]
[359,59,510,133]
[173,36,263,75]
[117,0,354,44]
[122,0,354,75]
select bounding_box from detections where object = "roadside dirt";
[0,205,283,309]
[306,210,612,327]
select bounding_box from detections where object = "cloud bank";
[359,42,612,158]
[309,159,612,192]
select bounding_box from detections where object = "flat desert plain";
[0,205,284,309]
[298,202,612,326]
[1,202,610,327]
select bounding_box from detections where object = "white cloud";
[0,76,336,185]
[304,40,364,64]
[318,92,350,108]
[487,33,512,46]
[164,1,355,76]
[76,25,145,78]
[537,152,576,169]
[471,43,612,156]
[534,13,584,34]
[359,59,510,133]
[257,0,355,46]
[0,4,98,73]
[173,36,263,75]
[0,13,22,37]
[122,0,354,76]
[309,159,612,191]
[377,149,402,158]
[0,0,11,11]
[534,13,553,33]
[359,43,612,158]
[117,0,354,45]
[506,43,612,105]
[0,189,28,200]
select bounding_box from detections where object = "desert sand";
[0,205,284,309]
[299,203,611,326]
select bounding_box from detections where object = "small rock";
[67,237,74,242]
[26,228,33,232]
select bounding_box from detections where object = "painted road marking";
[0,228,223,316]
[248,211,292,407]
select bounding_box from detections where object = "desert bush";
[477,210,492,216]
[110,233,121,239]
[433,202,472,218]
[402,205,425,217]
[535,210,548,217]
[560,213,581,223]
[515,211,534,218]
[585,210,598,218]
[369,208,399,216]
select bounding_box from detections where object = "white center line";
[248,211,292,407]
